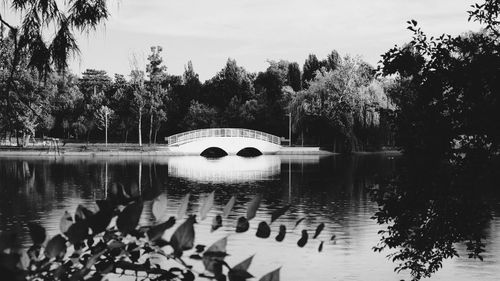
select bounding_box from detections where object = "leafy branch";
[0,188,332,281]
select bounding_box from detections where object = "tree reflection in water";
[371,155,498,280]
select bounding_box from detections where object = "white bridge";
[166,128,282,155]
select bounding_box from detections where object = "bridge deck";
[167,128,281,147]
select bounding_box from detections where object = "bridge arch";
[201,147,228,158]
[167,128,281,155]
[236,147,263,157]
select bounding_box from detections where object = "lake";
[0,154,499,280]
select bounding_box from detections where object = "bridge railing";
[166,128,281,146]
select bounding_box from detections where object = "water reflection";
[0,154,499,280]
[167,156,281,183]
[371,156,499,280]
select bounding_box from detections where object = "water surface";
[0,154,499,280]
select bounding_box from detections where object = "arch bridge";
[166,128,282,155]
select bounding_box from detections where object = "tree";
[95,105,113,146]
[146,46,168,144]
[78,69,111,141]
[372,1,500,279]
[50,72,83,139]
[291,55,386,151]
[254,63,288,136]
[109,74,134,142]
[129,57,147,147]
[0,0,109,121]
[0,27,54,145]
[287,62,302,91]
[182,101,218,130]
[302,54,321,85]
[325,50,341,71]
[201,58,254,111]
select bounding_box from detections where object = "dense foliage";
[371,0,500,279]
[0,50,393,151]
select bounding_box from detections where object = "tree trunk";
[124,129,129,143]
[149,114,153,145]
[105,111,108,147]
[154,128,159,145]
[138,112,142,147]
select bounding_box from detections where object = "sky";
[4,0,483,81]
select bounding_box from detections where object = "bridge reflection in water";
[167,155,281,183]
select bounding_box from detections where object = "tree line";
[1,33,393,152]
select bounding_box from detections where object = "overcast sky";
[6,0,483,81]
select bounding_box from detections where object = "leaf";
[313,223,325,239]
[203,237,228,274]
[294,218,305,229]
[85,249,107,269]
[147,216,176,242]
[233,255,254,271]
[211,215,223,232]
[297,230,308,247]
[223,196,236,218]
[206,236,227,253]
[60,211,73,234]
[270,205,291,223]
[116,200,144,235]
[176,193,190,220]
[236,216,249,233]
[198,191,215,221]
[259,267,280,281]
[75,204,94,222]
[189,254,202,260]
[45,234,67,259]
[152,193,169,222]
[275,225,286,242]
[229,269,254,281]
[88,201,114,234]
[246,194,262,221]
[66,221,89,244]
[318,241,324,252]
[195,244,206,253]
[27,223,46,245]
[170,215,196,256]
[256,221,271,238]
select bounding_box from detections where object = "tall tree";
[287,62,302,91]
[129,56,147,146]
[146,46,167,144]
[78,69,111,141]
[325,50,341,71]
[109,74,133,142]
[254,63,287,135]
[302,54,321,85]
[201,58,254,111]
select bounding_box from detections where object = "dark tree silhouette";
[373,0,500,279]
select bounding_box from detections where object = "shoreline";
[0,145,401,157]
